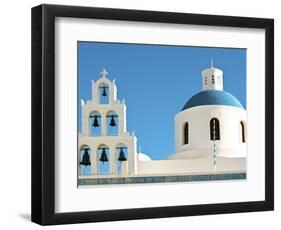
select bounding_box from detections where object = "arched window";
[183,122,189,145]
[98,83,109,104]
[240,121,246,143]
[89,111,101,136]
[210,118,220,140]
[98,144,110,175]
[116,143,128,175]
[79,146,91,175]
[106,111,118,136]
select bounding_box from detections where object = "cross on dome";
[100,68,108,78]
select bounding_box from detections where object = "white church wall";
[174,105,247,159]
[137,157,246,175]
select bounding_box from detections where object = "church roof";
[182,90,244,111]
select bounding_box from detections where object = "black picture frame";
[31,4,274,225]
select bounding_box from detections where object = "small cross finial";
[211,58,214,68]
[100,68,108,78]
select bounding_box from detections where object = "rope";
[101,162,104,175]
[118,161,122,175]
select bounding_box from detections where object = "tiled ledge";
[78,172,246,186]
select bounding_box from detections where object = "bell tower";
[201,59,223,91]
[78,69,138,177]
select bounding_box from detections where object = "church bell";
[80,148,91,166]
[102,87,107,97]
[118,148,127,162]
[109,114,116,127]
[99,148,109,163]
[92,114,99,127]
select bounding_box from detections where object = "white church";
[78,64,247,181]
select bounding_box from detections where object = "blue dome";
[182,90,244,111]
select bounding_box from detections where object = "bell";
[80,148,91,166]
[102,87,107,97]
[92,114,99,127]
[109,115,116,127]
[99,148,108,163]
[118,148,127,161]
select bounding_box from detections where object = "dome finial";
[211,58,214,68]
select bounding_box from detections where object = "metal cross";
[100,68,108,78]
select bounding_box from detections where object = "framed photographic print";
[31,4,274,225]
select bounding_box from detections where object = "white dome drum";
[171,105,247,159]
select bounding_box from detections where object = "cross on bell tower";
[100,68,108,78]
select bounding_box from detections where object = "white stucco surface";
[137,157,246,175]
[173,105,247,159]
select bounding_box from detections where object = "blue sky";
[78,41,246,160]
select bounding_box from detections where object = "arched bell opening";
[97,144,110,176]
[210,118,220,140]
[115,143,128,175]
[98,82,109,104]
[106,111,118,136]
[79,145,91,175]
[89,111,101,136]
